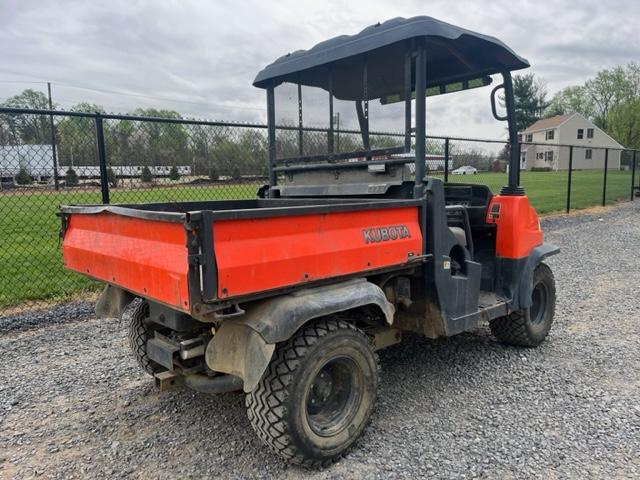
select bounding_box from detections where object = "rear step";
[478,291,509,321]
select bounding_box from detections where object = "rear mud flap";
[95,285,134,319]
[205,322,275,392]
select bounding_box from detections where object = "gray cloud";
[0,0,638,138]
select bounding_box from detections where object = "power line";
[0,69,268,112]
[0,80,48,85]
[0,70,320,115]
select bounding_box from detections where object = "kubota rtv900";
[61,16,558,466]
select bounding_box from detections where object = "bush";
[208,166,219,181]
[106,167,118,188]
[169,165,180,181]
[65,168,79,186]
[14,167,32,185]
[230,165,242,181]
[530,167,552,172]
[141,166,153,183]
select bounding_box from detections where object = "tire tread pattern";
[127,301,163,375]
[489,263,555,348]
[246,318,377,468]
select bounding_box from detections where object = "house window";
[536,152,544,160]
[545,151,554,162]
[587,128,594,139]
[577,129,584,139]
[585,149,592,159]
[545,129,555,140]
[525,134,533,142]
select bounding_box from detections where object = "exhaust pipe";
[184,373,243,394]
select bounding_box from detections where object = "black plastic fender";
[205,278,395,391]
[231,278,394,344]
[515,243,560,310]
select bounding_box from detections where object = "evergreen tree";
[141,166,153,183]
[14,167,32,185]
[65,168,79,186]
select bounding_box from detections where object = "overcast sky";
[0,0,638,139]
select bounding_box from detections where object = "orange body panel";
[213,207,422,299]
[62,213,190,311]
[486,195,543,259]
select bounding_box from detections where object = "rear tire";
[490,263,556,347]
[246,317,379,467]
[127,301,165,375]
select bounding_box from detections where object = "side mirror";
[490,84,508,121]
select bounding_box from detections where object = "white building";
[0,144,54,181]
[520,113,624,171]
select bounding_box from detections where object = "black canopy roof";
[253,16,529,101]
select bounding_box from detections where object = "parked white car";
[451,166,478,175]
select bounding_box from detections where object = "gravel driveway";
[1,202,639,479]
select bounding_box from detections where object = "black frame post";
[328,71,335,155]
[95,114,109,204]
[297,83,303,156]
[602,148,609,206]
[266,86,277,188]
[500,71,522,195]
[631,150,637,201]
[566,145,573,213]
[444,137,450,182]
[47,82,60,190]
[404,48,412,152]
[516,141,522,185]
[414,42,426,197]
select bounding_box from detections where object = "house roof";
[521,113,574,133]
[253,16,529,100]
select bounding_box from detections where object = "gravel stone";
[1,201,639,479]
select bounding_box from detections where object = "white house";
[519,113,624,171]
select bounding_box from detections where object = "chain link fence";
[0,107,638,314]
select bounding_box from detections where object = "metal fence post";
[602,148,609,207]
[444,137,450,182]
[566,146,573,213]
[95,114,110,204]
[631,150,637,201]
[47,83,60,190]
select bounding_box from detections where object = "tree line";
[510,63,640,149]
[0,90,270,180]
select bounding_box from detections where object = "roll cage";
[253,16,529,197]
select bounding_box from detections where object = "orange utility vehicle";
[61,17,558,466]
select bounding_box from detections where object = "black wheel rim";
[305,356,363,437]
[529,281,548,325]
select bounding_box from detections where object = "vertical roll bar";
[414,41,426,197]
[500,71,524,195]
[266,85,277,187]
[404,47,412,152]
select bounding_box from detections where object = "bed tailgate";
[61,211,191,311]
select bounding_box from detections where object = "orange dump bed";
[61,199,424,312]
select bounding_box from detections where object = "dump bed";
[61,198,424,314]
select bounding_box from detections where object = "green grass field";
[433,169,634,213]
[0,170,635,310]
[0,183,257,309]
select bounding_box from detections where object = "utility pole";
[47,82,60,190]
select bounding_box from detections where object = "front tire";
[246,318,379,467]
[490,263,556,347]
